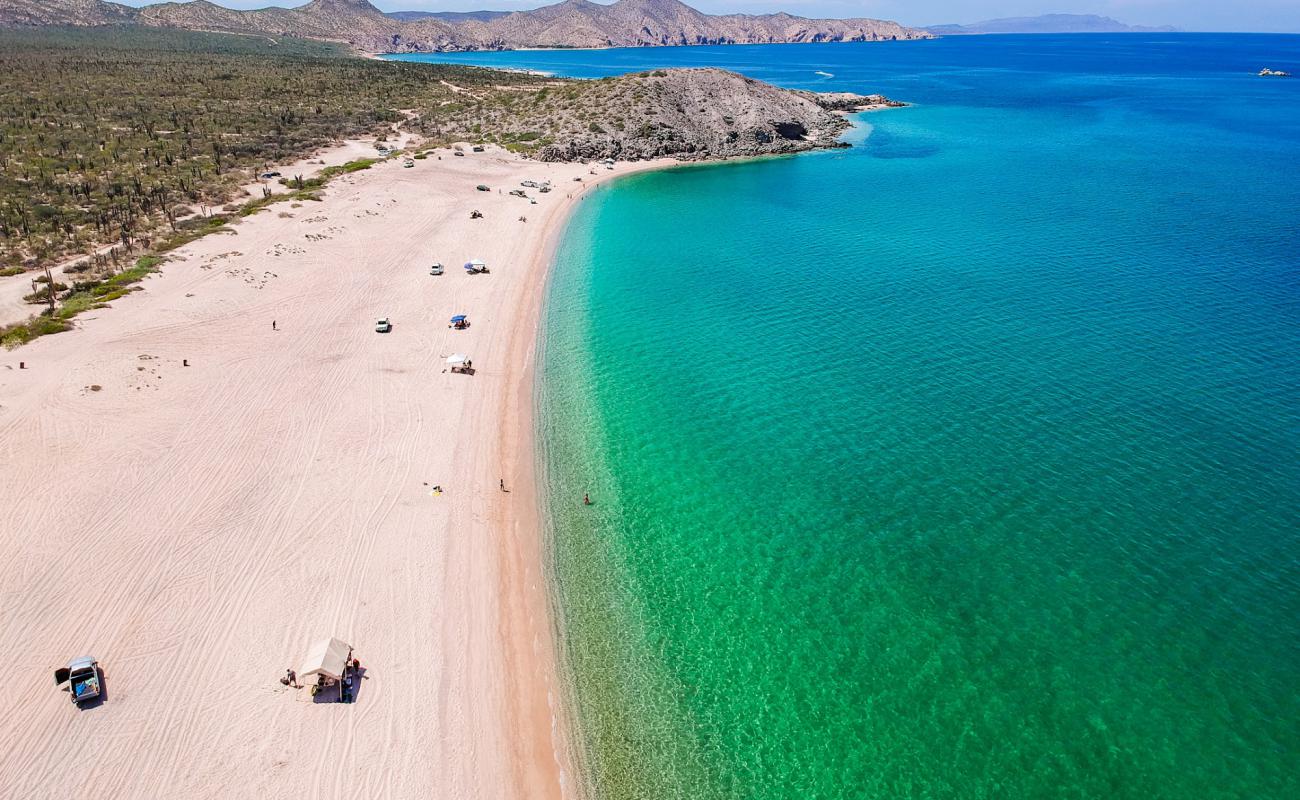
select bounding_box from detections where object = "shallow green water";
[535,36,1300,800]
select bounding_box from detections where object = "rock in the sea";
[800,91,907,111]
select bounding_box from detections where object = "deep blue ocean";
[394,36,1300,798]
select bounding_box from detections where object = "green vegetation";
[0,26,546,273]
[154,214,234,252]
[1,254,161,347]
[315,158,380,180]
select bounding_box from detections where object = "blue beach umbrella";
[451,315,467,323]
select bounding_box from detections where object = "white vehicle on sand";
[55,656,102,705]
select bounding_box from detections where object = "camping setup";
[463,260,488,274]
[300,637,351,699]
[450,314,468,329]
[446,353,472,373]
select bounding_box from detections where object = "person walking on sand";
[284,668,297,688]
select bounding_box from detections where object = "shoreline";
[498,112,880,799]
[491,157,673,799]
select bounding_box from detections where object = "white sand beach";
[0,145,667,798]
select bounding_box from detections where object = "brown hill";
[418,0,924,50]
[0,0,133,26]
[506,67,894,161]
[0,0,929,52]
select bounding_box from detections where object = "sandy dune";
[0,134,417,331]
[0,147,666,798]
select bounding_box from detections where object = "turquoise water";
[490,37,1300,798]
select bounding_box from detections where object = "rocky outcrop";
[0,0,930,52]
[799,91,906,112]
[488,68,898,162]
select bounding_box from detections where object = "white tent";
[446,353,469,366]
[299,637,351,682]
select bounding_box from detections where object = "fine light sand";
[0,145,668,798]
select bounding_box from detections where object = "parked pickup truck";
[55,656,102,705]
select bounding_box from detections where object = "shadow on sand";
[309,666,368,705]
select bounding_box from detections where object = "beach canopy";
[299,637,351,682]
[464,259,486,268]
[450,315,467,323]
[446,353,469,365]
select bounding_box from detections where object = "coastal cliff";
[497,69,899,162]
[0,0,930,52]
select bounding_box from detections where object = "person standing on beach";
[272,320,277,331]
[500,478,506,492]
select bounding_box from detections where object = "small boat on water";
[815,70,834,78]
[1259,68,1291,77]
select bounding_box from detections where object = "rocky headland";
[471,68,902,162]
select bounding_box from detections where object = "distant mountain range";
[386,9,510,23]
[0,0,929,53]
[925,14,1177,35]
